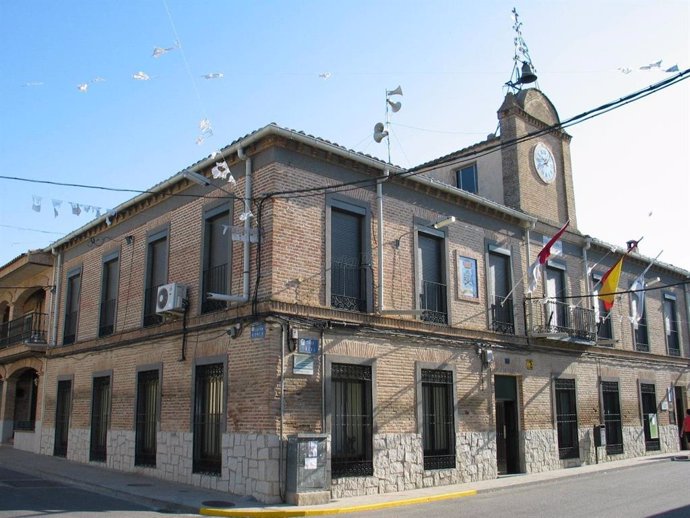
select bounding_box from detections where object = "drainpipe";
[50,248,62,346]
[524,221,535,342]
[583,236,592,300]
[207,148,252,304]
[376,169,389,312]
[265,316,287,502]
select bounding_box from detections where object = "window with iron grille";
[135,370,159,467]
[54,380,71,457]
[602,381,623,455]
[663,296,680,357]
[331,363,373,478]
[418,233,447,324]
[89,376,110,462]
[202,206,230,314]
[330,207,368,312]
[422,369,455,469]
[488,250,514,334]
[63,269,81,345]
[143,230,168,327]
[193,363,223,475]
[456,163,478,194]
[640,383,660,452]
[634,309,649,352]
[99,254,119,337]
[555,379,579,459]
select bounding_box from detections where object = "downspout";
[583,236,592,300]
[524,221,535,344]
[264,316,287,502]
[376,169,389,312]
[50,248,62,346]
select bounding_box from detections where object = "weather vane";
[505,7,538,92]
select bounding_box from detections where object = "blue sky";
[1,1,688,269]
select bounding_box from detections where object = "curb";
[199,489,477,517]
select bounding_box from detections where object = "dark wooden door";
[53,380,71,457]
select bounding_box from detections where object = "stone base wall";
[331,432,496,499]
[13,421,41,453]
[522,429,559,473]
[107,430,135,471]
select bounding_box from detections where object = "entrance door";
[640,384,660,451]
[54,380,71,457]
[676,386,686,449]
[495,375,520,475]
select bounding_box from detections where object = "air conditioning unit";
[156,283,187,314]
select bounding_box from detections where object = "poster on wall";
[458,256,478,298]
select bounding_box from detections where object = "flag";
[629,272,645,329]
[527,220,570,293]
[598,239,639,311]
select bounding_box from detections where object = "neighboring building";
[0,88,688,503]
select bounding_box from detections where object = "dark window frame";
[89,372,112,463]
[486,245,514,334]
[663,293,681,357]
[191,356,227,475]
[54,375,73,457]
[639,381,660,452]
[456,163,478,194]
[63,266,82,345]
[414,224,449,325]
[134,364,162,467]
[143,227,169,327]
[592,272,613,342]
[545,262,568,333]
[417,364,456,470]
[554,377,579,459]
[200,203,232,314]
[325,196,373,314]
[98,250,120,337]
[325,356,376,479]
[633,305,650,352]
[600,378,623,455]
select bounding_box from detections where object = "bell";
[518,62,538,85]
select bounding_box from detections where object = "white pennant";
[32,195,42,212]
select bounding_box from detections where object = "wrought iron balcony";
[331,258,367,312]
[99,298,117,337]
[525,298,596,342]
[420,280,448,324]
[0,311,48,348]
[143,286,164,327]
[490,296,515,334]
[202,263,228,314]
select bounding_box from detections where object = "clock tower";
[498,88,578,229]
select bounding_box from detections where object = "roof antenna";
[505,8,539,92]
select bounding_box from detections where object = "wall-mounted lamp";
[182,169,211,187]
[645,277,661,287]
[433,216,456,229]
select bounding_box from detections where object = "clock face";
[533,142,556,183]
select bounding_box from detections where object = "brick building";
[1,88,688,503]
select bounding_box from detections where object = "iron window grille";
[135,370,159,467]
[422,369,456,470]
[490,295,514,334]
[664,298,681,357]
[555,379,579,459]
[99,256,119,337]
[63,271,81,345]
[193,363,223,475]
[634,311,649,352]
[330,207,368,313]
[202,263,228,313]
[331,363,373,478]
[89,376,110,462]
[143,234,168,327]
[202,209,230,314]
[602,381,623,455]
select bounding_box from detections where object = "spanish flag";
[598,256,624,311]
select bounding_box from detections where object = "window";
[640,383,660,452]
[135,369,159,467]
[99,253,119,337]
[63,268,81,345]
[602,381,623,455]
[664,295,680,356]
[54,379,71,457]
[592,273,612,341]
[331,363,373,477]
[193,362,223,475]
[456,164,477,194]
[417,232,447,324]
[328,200,370,312]
[202,206,230,314]
[555,378,579,459]
[488,249,514,334]
[143,230,168,327]
[634,307,649,352]
[421,369,455,469]
[90,375,111,462]
[545,265,567,332]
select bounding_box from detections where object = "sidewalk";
[1,445,687,517]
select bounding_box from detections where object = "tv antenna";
[373,85,403,163]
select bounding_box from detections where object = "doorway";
[495,375,520,475]
[675,386,686,449]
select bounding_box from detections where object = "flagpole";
[501,271,529,306]
[591,236,644,293]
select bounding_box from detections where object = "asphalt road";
[0,465,195,518]
[338,457,690,518]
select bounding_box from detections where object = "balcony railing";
[0,312,48,348]
[63,310,78,345]
[420,280,448,324]
[143,286,164,327]
[667,329,680,357]
[331,258,367,312]
[99,298,117,337]
[202,263,228,314]
[525,298,596,342]
[490,296,514,334]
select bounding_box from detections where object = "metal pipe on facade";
[376,169,389,312]
[50,248,62,346]
[583,236,592,301]
[236,147,252,303]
